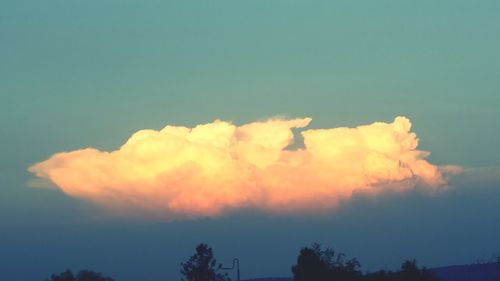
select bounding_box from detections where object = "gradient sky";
[1,1,500,281]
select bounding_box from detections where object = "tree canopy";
[180,243,231,281]
[292,243,362,281]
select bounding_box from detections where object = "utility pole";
[220,258,240,281]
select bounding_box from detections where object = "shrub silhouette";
[45,269,114,281]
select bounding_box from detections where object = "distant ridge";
[431,262,500,281]
[242,262,500,281]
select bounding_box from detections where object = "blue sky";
[1,1,500,280]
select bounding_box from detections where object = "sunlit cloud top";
[29,116,461,219]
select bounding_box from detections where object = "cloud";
[29,116,460,219]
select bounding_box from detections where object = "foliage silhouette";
[292,244,441,281]
[397,259,440,281]
[45,269,114,281]
[180,243,231,281]
[292,243,362,281]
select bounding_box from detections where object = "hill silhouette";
[431,262,500,281]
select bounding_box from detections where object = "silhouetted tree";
[45,270,114,281]
[180,243,230,281]
[292,243,362,281]
[292,246,330,281]
[396,259,439,281]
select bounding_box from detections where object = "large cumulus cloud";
[29,116,460,219]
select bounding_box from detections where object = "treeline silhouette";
[45,243,441,281]
[45,269,114,281]
[292,243,439,281]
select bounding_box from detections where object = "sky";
[1,1,500,280]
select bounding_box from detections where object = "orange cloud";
[29,116,460,219]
